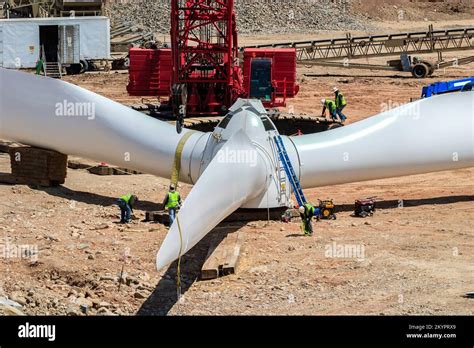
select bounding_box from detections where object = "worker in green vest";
[321,98,338,122]
[35,58,44,75]
[299,202,320,236]
[333,87,348,123]
[117,194,138,224]
[163,184,182,227]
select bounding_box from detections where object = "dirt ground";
[1,19,473,316]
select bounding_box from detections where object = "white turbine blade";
[0,68,206,183]
[156,130,268,271]
[292,91,474,188]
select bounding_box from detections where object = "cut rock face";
[106,0,372,36]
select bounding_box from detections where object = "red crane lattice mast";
[170,0,244,120]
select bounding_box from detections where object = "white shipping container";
[0,16,110,69]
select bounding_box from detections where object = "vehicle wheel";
[462,82,473,92]
[411,63,429,78]
[426,62,435,76]
[79,60,89,73]
[65,64,82,75]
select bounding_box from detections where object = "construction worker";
[299,203,320,236]
[163,185,182,227]
[333,87,348,123]
[321,98,338,122]
[117,194,138,224]
[35,58,44,75]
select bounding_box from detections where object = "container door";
[59,25,80,65]
[249,58,272,101]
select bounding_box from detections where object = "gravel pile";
[106,0,372,36]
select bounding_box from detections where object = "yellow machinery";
[318,200,336,220]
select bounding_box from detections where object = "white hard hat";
[321,98,326,105]
[333,87,339,93]
[299,206,305,214]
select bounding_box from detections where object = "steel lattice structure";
[171,0,244,115]
[243,26,474,62]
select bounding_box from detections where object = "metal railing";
[41,44,47,76]
[57,43,62,78]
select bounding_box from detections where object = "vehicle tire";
[79,60,89,73]
[411,63,430,78]
[65,64,82,75]
[426,62,435,76]
[462,82,473,92]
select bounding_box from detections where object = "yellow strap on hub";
[170,131,194,303]
[171,131,195,188]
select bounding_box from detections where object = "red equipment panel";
[243,48,300,107]
[127,48,172,97]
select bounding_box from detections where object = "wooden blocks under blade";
[201,231,245,281]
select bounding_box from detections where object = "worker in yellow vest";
[333,87,348,123]
[163,185,182,227]
[298,202,320,236]
[117,194,138,224]
[321,98,338,122]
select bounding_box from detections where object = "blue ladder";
[274,135,307,207]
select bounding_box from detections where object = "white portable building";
[0,16,110,68]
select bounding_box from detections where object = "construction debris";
[68,158,143,176]
[87,165,142,176]
[145,211,169,225]
[110,21,154,52]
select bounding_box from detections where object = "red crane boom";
[170,0,244,117]
[127,0,300,133]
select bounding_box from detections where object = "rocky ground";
[0,158,472,316]
[351,0,474,22]
[106,0,372,35]
[105,0,474,36]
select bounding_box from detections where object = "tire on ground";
[411,63,430,78]
[79,60,89,73]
